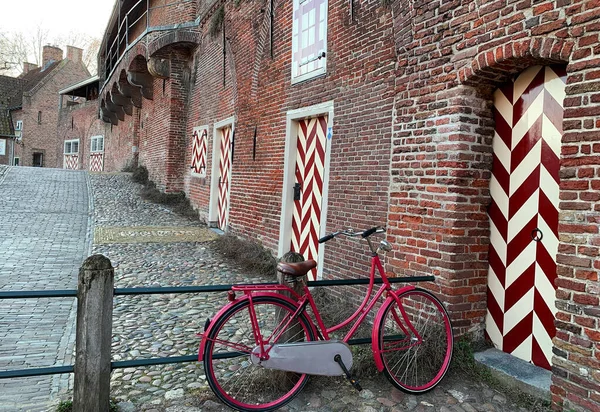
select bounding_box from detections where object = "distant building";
[57,76,106,171]
[0,75,24,165]
[7,45,90,168]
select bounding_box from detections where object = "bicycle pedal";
[349,378,362,392]
[334,354,362,391]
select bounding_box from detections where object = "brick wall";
[182,0,396,267]
[0,138,14,165]
[386,1,600,411]
[14,59,90,168]
[58,101,108,170]
[93,0,600,409]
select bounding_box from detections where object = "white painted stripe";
[537,214,559,265]
[505,242,536,288]
[539,166,560,208]
[544,67,566,108]
[493,88,513,126]
[535,261,558,316]
[513,66,542,104]
[542,113,562,156]
[492,131,511,172]
[486,312,503,349]
[512,91,544,149]
[504,288,535,332]
[489,220,507,265]
[533,312,554,365]
[488,265,505,309]
[490,176,509,218]
[509,139,542,196]
[510,335,533,363]
[508,191,539,242]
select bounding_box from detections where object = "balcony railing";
[101,0,198,91]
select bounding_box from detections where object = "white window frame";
[90,135,104,153]
[64,139,80,155]
[15,120,22,131]
[291,0,328,84]
[0,139,5,156]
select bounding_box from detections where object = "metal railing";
[0,275,434,379]
[101,0,197,90]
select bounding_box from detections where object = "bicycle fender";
[371,286,416,372]
[198,292,313,361]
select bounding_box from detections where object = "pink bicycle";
[198,227,453,411]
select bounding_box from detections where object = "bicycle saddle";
[276,259,317,277]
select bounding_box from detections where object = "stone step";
[474,348,551,400]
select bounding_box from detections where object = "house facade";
[0,75,25,165]
[60,0,600,410]
[9,45,90,168]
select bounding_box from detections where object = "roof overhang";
[59,75,100,96]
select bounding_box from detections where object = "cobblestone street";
[0,166,90,411]
[0,168,550,411]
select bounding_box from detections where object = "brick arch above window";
[457,38,574,88]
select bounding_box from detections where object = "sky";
[0,0,115,39]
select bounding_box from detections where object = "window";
[291,0,328,83]
[90,135,104,153]
[15,120,22,131]
[38,111,42,124]
[64,139,80,154]
[14,157,19,166]
[0,139,5,156]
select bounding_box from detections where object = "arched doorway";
[486,65,566,370]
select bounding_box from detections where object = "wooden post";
[73,255,114,412]
[277,252,306,343]
[277,251,307,296]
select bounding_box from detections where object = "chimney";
[42,45,63,68]
[66,46,83,63]
[22,62,38,75]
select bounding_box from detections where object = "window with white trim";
[291,0,328,83]
[15,120,22,131]
[90,135,104,153]
[64,139,79,155]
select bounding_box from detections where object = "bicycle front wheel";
[203,296,316,411]
[377,288,453,393]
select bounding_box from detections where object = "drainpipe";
[10,137,14,166]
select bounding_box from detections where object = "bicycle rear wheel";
[203,296,316,411]
[377,288,453,393]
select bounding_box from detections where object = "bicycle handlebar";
[318,226,385,244]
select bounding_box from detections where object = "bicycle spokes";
[378,289,453,393]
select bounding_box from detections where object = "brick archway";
[457,38,574,87]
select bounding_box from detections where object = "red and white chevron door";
[64,154,78,170]
[191,126,208,177]
[217,126,232,231]
[89,153,104,172]
[290,116,328,280]
[486,65,565,370]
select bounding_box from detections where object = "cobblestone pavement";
[0,166,90,411]
[83,173,548,412]
[0,169,549,412]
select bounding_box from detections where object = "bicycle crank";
[250,340,353,376]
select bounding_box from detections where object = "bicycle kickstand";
[334,354,362,391]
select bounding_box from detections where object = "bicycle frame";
[199,251,418,366]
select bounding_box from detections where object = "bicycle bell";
[378,240,393,252]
